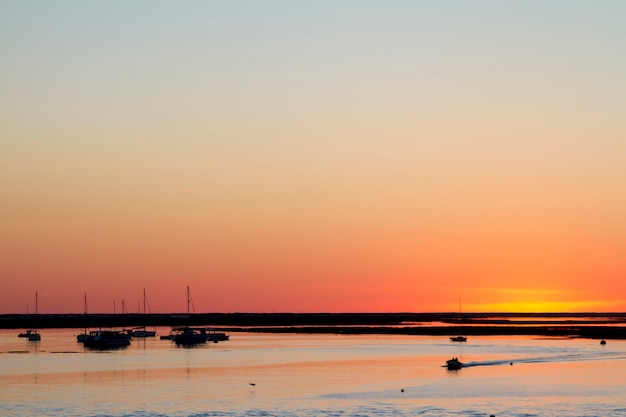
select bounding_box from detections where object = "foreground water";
[1,328,625,416]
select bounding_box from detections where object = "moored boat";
[173,327,209,346]
[83,330,131,349]
[77,293,89,342]
[160,330,176,340]
[27,331,41,341]
[20,292,41,342]
[125,326,157,338]
[18,329,36,338]
[127,289,157,338]
[207,329,229,343]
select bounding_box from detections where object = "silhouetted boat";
[77,293,89,342]
[125,326,157,338]
[125,288,157,338]
[207,329,229,342]
[450,336,467,342]
[18,329,40,341]
[27,331,41,341]
[165,327,229,344]
[449,298,466,342]
[160,332,176,340]
[20,292,41,341]
[173,327,209,346]
[83,330,131,349]
[446,357,463,370]
[171,286,208,346]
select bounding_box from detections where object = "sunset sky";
[1,1,625,314]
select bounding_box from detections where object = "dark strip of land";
[2,312,626,339]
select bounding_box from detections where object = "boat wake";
[461,350,626,368]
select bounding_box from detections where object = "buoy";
[401,389,404,392]
[600,340,606,345]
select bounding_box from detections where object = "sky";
[1,1,626,314]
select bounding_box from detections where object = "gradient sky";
[1,1,626,314]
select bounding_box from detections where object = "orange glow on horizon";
[2,2,626,315]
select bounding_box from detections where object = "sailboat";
[125,288,156,337]
[172,286,209,346]
[76,293,89,342]
[449,298,467,342]
[20,291,41,341]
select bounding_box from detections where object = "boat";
[167,286,230,346]
[160,331,176,340]
[76,292,89,342]
[82,330,131,349]
[125,288,156,338]
[28,331,41,341]
[126,326,157,338]
[207,329,229,343]
[18,329,41,341]
[19,291,41,341]
[446,357,463,370]
[171,286,208,346]
[449,298,467,342]
[173,327,209,346]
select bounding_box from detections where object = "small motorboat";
[446,357,463,370]
[450,336,467,342]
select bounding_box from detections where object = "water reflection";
[1,330,626,417]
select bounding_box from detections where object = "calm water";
[1,328,625,416]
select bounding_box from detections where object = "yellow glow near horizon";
[471,301,619,313]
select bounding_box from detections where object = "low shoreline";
[2,312,626,339]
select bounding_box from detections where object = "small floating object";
[600,340,606,345]
[449,336,467,342]
[249,383,256,386]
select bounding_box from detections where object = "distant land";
[2,312,626,339]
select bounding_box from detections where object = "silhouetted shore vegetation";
[2,312,626,339]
